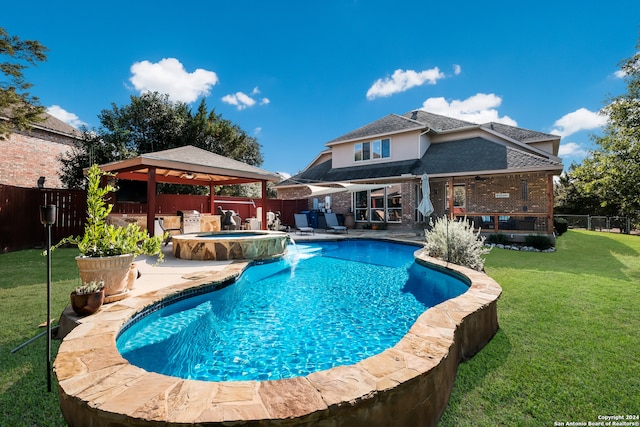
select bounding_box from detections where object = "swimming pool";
[116,240,469,382]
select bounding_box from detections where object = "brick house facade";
[0,113,80,189]
[276,110,563,235]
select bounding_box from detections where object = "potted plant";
[55,164,164,302]
[70,280,105,316]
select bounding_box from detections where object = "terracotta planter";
[76,254,135,302]
[344,213,355,229]
[70,290,104,316]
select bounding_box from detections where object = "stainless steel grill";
[178,210,201,234]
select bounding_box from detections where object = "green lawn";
[0,248,81,426]
[0,230,638,426]
[440,230,640,426]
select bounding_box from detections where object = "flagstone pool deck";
[54,230,502,427]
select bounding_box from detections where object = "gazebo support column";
[147,167,157,237]
[209,182,216,215]
[261,180,267,230]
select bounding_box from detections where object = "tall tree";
[188,99,264,196]
[570,38,640,222]
[0,27,48,138]
[98,92,192,156]
[188,99,263,167]
[554,169,618,215]
[59,95,266,196]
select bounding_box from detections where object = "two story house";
[276,110,563,236]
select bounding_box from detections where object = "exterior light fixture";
[40,204,57,392]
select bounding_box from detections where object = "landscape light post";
[40,204,57,392]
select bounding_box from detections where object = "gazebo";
[96,145,282,236]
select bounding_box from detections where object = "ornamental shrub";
[423,216,491,271]
[554,217,569,235]
[524,234,553,250]
[486,232,510,245]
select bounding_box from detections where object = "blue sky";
[4,1,640,178]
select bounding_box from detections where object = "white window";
[353,184,402,223]
[354,138,390,162]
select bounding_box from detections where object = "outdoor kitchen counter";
[107,214,221,233]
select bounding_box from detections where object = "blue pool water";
[116,240,469,382]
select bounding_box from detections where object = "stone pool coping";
[54,241,502,427]
[172,230,289,261]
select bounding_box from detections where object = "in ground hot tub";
[171,230,288,261]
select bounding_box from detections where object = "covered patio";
[97,145,282,236]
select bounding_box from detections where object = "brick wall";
[277,172,552,229]
[0,129,74,189]
[430,172,549,214]
[275,187,358,215]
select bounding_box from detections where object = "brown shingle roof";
[1,107,81,138]
[278,137,563,185]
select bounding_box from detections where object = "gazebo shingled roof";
[96,146,281,235]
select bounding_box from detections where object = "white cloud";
[129,58,218,103]
[558,141,588,158]
[550,108,607,138]
[614,69,627,79]
[46,105,87,128]
[366,67,446,100]
[248,87,271,106]
[221,92,257,110]
[254,127,262,135]
[420,93,517,126]
[453,64,462,75]
[222,88,270,110]
[276,171,291,180]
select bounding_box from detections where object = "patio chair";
[294,213,314,234]
[324,212,347,233]
[157,217,181,246]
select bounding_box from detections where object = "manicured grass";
[1,231,638,426]
[440,229,640,426]
[0,248,81,427]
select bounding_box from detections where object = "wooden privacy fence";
[0,185,87,253]
[0,185,309,253]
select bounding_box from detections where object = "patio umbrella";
[417,173,434,218]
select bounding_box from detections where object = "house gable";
[481,121,560,156]
[400,110,477,131]
[279,137,562,187]
[326,114,424,145]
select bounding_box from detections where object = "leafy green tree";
[59,94,266,196]
[0,27,48,138]
[98,92,192,156]
[187,100,264,196]
[188,99,263,165]
[554,169,618,215]
[570,39,640,222]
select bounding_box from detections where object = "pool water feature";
[117,240,469,382]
